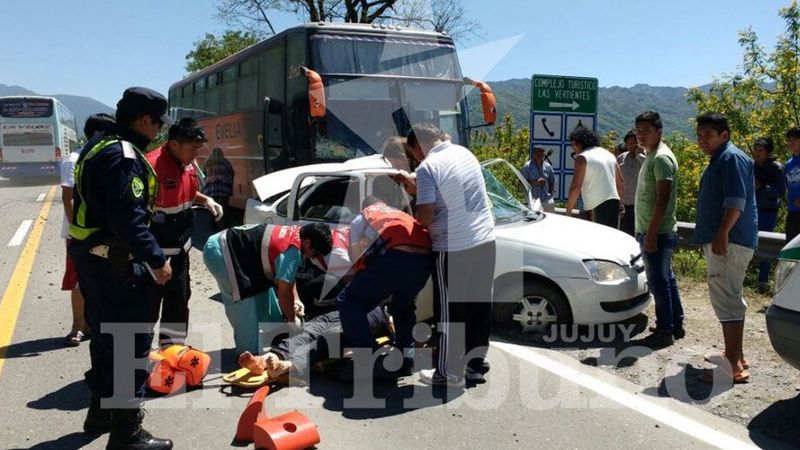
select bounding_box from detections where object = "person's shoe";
[106,408,173,450]
[648,326,685,340]
[469,359,491,375]
[641,330,675,348]
[465,366,486,384]
[419,369,464,388]
[83,396,112,434]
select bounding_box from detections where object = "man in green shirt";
[634,111,684,347]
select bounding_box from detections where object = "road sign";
[531,75,598,114]
[529,74,599,201]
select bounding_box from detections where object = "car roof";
[252,155,396,201]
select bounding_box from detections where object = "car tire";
[493,279,572,334]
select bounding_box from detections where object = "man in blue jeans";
[752,137,785,292]
[634,111,684,348]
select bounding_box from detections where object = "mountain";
[0,84,114,138]
[467,78,701,137]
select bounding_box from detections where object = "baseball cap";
[116,87,174,126]
[168,118,208,142]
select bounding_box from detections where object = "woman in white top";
[564,126,625,229]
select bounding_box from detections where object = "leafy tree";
[214,0,480,42]
[185,30,260,72]
[687,0,800,162]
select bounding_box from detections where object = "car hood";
[496,212,641,265]
[252,155,393,201]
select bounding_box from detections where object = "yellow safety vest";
[69,138,158,240]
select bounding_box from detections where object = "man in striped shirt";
[398,123,496,387]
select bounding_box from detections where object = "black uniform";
[69,125,165,407]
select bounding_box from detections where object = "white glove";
[294,298,305,318]
[205,198,224,222]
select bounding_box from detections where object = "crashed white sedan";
[244,155,651,333]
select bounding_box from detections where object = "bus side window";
[287,33,310,164]
[260,44,285,154]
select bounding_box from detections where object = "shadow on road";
[640,363,732,404]
[749,394,800,448]
[27,380,88,412]
[0,337,65,358]
[10,432,100,450]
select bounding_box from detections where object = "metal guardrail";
[553,208,787,261]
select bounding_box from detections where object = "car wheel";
[493,280,571,334]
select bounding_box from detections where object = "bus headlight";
[775,260,798,294]
[584,260,629,283]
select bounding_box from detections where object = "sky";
[0,0,791,108]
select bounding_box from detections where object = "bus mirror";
[301,67,326,118]
[465,78,497,126]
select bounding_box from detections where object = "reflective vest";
[218,224,303,302]
[146,146,199,255]
[361,201,431,250]
[69,138,157,240]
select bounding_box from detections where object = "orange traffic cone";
[235,385,270,443]
[253,411,320,450]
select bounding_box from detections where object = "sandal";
[698,368,750,384]
[64,330,84,347]
[703,352,749,369]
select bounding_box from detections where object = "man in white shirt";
[398,123,496,387]
[60,113,115,346]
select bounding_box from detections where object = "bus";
[168,22,496,208]
[0,96,79,178]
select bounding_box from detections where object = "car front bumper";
[766,304,800,371]
[555,270,651,324]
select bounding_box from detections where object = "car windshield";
[482,167,530,225]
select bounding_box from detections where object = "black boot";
[106,407,173,450]
[83,395,112,434]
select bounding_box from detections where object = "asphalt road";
[0,180,784,450]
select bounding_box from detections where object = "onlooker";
[694,113,758,384]
[397,123,496,387]
[634,111,683,347]
[752,137,785,291]
[614,142,626,158]
[565,126,625,228]
[521,146,556,212]
[60,112,115,346]
[203,147,234,229]
[618,129,645,236]
[785,127,800,243]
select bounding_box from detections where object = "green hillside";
[467,78,699,137]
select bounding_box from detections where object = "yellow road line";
[0,185,57,378]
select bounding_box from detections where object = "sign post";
[529,74,598,201]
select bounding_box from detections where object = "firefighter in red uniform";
[337,195,432,372]
[146,118,223,346]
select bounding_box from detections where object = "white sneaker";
[419,368,464,387]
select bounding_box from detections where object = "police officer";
[146,118,223,348]
[69,87,173,449]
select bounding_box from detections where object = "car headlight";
[583,260,629,283]
[775,259,799,294]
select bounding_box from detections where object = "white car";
[245,155,651,333]
[766,235,800,370]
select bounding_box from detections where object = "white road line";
[491,341,758,450]
[7,220,33,247]
[35,193,46,202]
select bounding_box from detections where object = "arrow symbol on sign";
[549,101,580,110]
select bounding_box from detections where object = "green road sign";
[531,74,598,114]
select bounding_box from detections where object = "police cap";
[116,87,174,126]
[168,118,208,142]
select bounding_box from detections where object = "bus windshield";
[315,77,463,160]
[310,34,461,79]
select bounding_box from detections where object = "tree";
[687,0,800,161]
[214,0,480,42]
[185,30,260,72]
